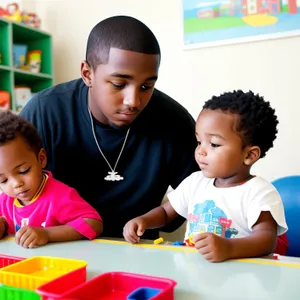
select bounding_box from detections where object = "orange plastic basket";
[0,256,87,290]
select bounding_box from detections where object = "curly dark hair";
[202,90,278,158]
[0,111,42,155]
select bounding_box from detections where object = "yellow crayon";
[154,237,164,245]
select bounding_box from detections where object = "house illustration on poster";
[182,0,300,48]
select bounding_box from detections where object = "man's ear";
[38,148,47,169]
[81,60,93,88]
[244,146,261,166]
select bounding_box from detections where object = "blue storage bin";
[127,287,161,300]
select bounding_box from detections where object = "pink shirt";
[0,171,102,240]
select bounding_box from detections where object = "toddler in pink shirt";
[0,111,103,248]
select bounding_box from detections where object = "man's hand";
[123,217,147,244]
[193,232,232,262]
[0,217,8,239]
[15,226,49,248]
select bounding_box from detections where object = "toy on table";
[172,241,185,246]
[184,229,207,247]
[184,233,195,247]
[153,238,186,246]
[153,237,164,245]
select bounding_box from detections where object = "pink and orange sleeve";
[55,188,102,240]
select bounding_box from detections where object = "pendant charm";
[104,171,124,181]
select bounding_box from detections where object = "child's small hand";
[123,217,147,244]
[0,217,7,239]
[193,232,232,262]
[15,226,49,248]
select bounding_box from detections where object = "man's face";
[82,48,160,127]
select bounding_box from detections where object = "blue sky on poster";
[183,0,220,10]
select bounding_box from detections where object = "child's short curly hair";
[203,90,278,158]
[0,111,42,155]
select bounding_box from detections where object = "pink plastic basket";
[37,271,177,300]
[0,254,25,269]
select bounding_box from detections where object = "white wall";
[21,0,300,183]
[0,0,21,6]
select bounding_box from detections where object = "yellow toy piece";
[186,233,195,246]
[153,237,164,245]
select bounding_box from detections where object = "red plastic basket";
[0,254,25,269]
[36,268,87,299]
[37,271,176,300]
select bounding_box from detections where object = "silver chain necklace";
[88,108,130,181]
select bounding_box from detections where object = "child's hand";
[0,217,7,239]
[193,232,232,262]
[123,217,147,244]
[15,226,49,248]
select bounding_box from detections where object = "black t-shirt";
[20,79,199,239]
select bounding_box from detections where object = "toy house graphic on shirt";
[187,200,238,238]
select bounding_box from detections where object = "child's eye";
[211,143,220,148]
[197,141,201,146]
[141,84,153,91]
[111,82,125,89]
[20,168,31,175]
[0,179,7,184]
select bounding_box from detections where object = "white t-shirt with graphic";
[168,171,288,241]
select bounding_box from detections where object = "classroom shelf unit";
[0,17,53,111]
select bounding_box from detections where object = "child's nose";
[198,145,207,156]
[12,178,24,188]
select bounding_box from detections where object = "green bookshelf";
[0,17,53,111]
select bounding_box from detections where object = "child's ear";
[38,148,47,168]
[244,146,261,166]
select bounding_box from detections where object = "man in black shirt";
[20,15,199,239]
